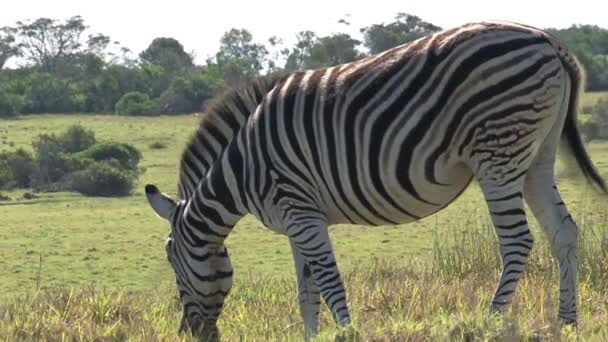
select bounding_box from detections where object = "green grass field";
[1,91,608,340]
[580,90,608,109]
[0,114,495,296]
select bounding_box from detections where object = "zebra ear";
[145,184,176,220]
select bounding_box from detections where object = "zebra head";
[145,184,232,341]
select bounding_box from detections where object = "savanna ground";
[1,92,608,341]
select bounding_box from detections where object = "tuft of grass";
[148,141,168,150]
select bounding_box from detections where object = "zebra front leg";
[290,241,321,339]
[480,180,534,313]
[283,211,351,329]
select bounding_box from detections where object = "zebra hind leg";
[524,166,578,324]
[479,177,534,314]
[290,241,321,339]
[282,209,351,333]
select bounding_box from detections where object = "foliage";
[0,27,20,70]
[548,25,608,90]
[31,133,77,185]
[70,161,137,196]
[284,31,317,71]
[114,91,160,115]
[305,33,363,69]
[0,123,141,196]
[361,13,442,54]
[213,28,269,87]
[77,141,141,171]
[0,148,36,188]
[60,124,97,153]
[21,72,85,114]
[284,31,363,70]
[140,38,194,96]
[140,37,193,73]
[0,85,22,117]
[9,16,112,75]
[580,96,608,141]
[1,14,608,118]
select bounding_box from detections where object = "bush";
[591,97,608,121]
[580,119,601,142]
[0,87,23,118]
[31,134,76,185]
[77,142,142,171]
[60,124,97,153]
[148,141,167,149]
[71,162,137,196]
[22,72,85,114]
[4,125,143,196]
[0,148,36,188]
[115,91,161,115]
[160,68,223,114]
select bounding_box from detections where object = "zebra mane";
[177,72,288,199]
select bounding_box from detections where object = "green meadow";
[1,91,608,340]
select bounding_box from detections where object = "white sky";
[1,0,606,64]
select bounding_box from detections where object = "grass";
[2,215,608,340]
[1,96,608,340]
[580,90,608,109]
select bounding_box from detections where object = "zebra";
[145,21,608,340]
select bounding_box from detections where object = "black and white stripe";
[145,21,607,339]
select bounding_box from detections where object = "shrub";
[60,124,97,153]
[148,141,167,149]
[115,91,161,115]
[0,87,23,118]
[77,142,142,171]
[591,96,608,123]
[22,191,38,199]
[0,162,13,189]
[22,72,85,114]
[0,148,36,188]
[31,134,75,185]
[71,162,137,197]
[580,119,601,142]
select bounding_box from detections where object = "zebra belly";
[322,161,474,226]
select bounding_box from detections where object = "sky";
[1,0,606,64]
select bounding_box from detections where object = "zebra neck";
[182,140,248,242]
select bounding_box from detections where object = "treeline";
[1,14,608,117]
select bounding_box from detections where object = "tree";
[214,28,269,87]
[9,16,112,76]
[284,31,363,70]
[361,13,441,54]
[0,27,20,69]
[266,36,289,72]
[161,66,224,114]
[548,25,608,90]
[284,31,317,71]
[139,37,194,96]
[305,33,362,68]
[140,37,194,72]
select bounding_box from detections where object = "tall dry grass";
[2,200,607,341]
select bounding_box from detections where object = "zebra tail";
[559,52,608,193]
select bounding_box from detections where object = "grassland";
[1,91,608,340]
[580,90,608,109]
